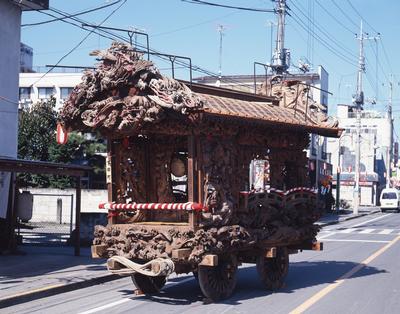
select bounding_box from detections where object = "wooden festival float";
[59,42,341,301]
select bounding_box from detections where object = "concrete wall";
[0,1,21,218]
[333,184,376,207]
[20,188,107,223]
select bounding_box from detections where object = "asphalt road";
[6,212,400,314]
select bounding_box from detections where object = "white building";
[0,0,49,233]
[19,71,83,111]
[327,104,391,206]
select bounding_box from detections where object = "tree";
[18,98,57,187]
[18,98,106,188]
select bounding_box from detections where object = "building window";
[38,87,54,99]
[60,87,73,100]
[19,87,31,100]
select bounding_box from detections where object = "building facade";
[0,0,49,247]
[19,71,83,111]
[327,104,391,206]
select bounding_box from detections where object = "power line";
[344,0,379,34]
[21,0,123,27]
[380,39,394,73]
[25,2,255,91]
[290,0,358,60]
[30,0,128,87]
[314,0,355,34]
[181,0,275,13]
[330,0,359,30]
[152,11,236,37]
[289,11,358,67]
[367,42,389,83]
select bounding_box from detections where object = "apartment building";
[327,104,391,206]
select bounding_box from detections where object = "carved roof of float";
[199,93,341,137]
[59,42,342,138]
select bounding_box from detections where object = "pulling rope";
[107,256,175,277]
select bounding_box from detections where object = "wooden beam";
[106,139,116,225]
[91,244,108,258]
[0,158,89,176]
[199,254,218,266]
[265,247,277,258]
[171,248,192,260]
[187,135,196,203]
[311,241,323,251]
[74,176,81,256]
[196,138,204,204]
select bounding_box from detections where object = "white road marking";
[78,298,134,314]
[317,232,336,240]
[322,239,391,243]
[339,228,357,233]
[359,229,374,234]
[350,213,392,228]
[78,277,194,314]
[378,229,393,235]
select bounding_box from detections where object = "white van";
[380,188,400,212]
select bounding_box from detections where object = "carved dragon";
[59,42,204,135]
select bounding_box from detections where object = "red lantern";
[56,123,68,145]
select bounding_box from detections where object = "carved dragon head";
[59,42,204,135]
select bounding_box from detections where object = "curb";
[0,273,121,309]
[317,209,381,227]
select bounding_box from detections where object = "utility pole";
[271,0,290,75]
[386,74,393,188]
[216,24,226,87]
[353,21,365,215]
[353,21,380,214]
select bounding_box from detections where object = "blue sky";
[21,0,400,137]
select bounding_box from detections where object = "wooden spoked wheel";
[257,247,289,290]
[131,273,166,294]
[197,255,237,301]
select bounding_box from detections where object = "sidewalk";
[0,246,118,308]
[0,206,381,308]
[317,206,381,227]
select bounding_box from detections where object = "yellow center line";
[290,235,400,314]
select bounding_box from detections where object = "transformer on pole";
[271,0,290,75]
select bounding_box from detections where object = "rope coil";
[107,256,175,277]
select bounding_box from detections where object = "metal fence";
[17,193,75,246]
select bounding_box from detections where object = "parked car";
[380,188,400,212]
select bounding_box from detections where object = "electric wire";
[314,0,355,34]
[45,4,256,90]
[367,42,389,83]
[380,39,394,73]
[181,0,275,13]
[29,0,128,87]
[290,0,358,60]
[330,0,359,30]
[289,11,358,67]
[344,0,379,34]
[152,11,237,37]
[30,6,254,91]
[21,0,123,27]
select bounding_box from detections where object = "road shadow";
[122,260,387,306]
[0,246,106,281]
